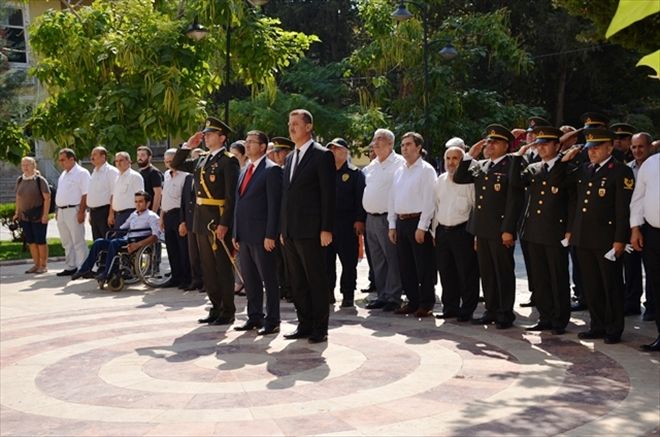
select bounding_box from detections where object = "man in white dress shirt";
[630,152,660,351]
[87,146,119,240]
[433,146,479,322]
[387,132,438,317]
[362,129,405,311]
[55,148,91,276]
[109,152,144,229]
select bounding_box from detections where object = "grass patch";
[0,239,92,261]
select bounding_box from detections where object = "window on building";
[1,6,28,64]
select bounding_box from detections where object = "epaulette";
[224,151,235,158]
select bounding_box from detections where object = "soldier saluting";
[171,117,240,325]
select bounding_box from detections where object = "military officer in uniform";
[610,123,635,163]
[568,127,635,344]
[325,138,366,307]
[454,124,523,329]
[171,116,240,325]
[510,126,573,334]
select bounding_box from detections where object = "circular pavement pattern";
[2,294,659,436]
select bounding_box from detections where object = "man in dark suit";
[232,130,283,335]
[179,149,204,292]
[281,109,336,343]
[510,126,573,334]
[171,116,240,325]
[454,124,523,329]
[569,127,635,344]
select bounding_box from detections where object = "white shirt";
[55,163,91,207]
[112,168,145,211]
[289,139,313,180]
[362,151,405,214]
[627,159,643,179]
[120,209,161,239]
[541,155,560,172]
[433,172,475,227]
[387,157,437,231]
[161,169,189,212]
[87,162,119,208]
[630,153,660,228]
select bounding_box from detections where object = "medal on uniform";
[598,188,606,197]
[551,186,559,194]
[342,173,350,182]
[209,174,216,182]
[494,183,501,192]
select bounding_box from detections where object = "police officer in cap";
[171,116,240,325]
[454,124,523,329]
[325,138,366,307]
[568,127,635,344]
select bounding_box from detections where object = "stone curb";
[0,256,66,267]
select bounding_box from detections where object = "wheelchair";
[96,228,172,292]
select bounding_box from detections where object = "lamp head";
[391,2,413,21]
[185,18,209,41]
[440,43,458,60]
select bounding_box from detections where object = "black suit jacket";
[509,155,574,246]
[569,158,634,249]
[233,158,283,244]
[454,155,522,240]
[180,173,195,228]
[281,141,336,239]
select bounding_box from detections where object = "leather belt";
[436,221,467,231]
[89,204,110,211]
[58,204,79,209]
[368,212,387,217]
[163,208,180,215]
[397,212,421,221]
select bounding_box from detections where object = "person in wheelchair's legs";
[71,191,160,281]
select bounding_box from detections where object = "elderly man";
[87,146,118,240]
[388,132,438,317]
[362,129,405,311]
[630,152,660,351]
[433,146,478,321]
[161,148,191,288]
[454,124,523,329]
[625,132,656,320]
[55,148,91,276]
[109,152,144,229]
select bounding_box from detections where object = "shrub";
[0,203,23,242]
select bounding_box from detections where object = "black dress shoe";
[198,315,217,324]
[308,334,327,344]
[551,328,566,335]
[519,301,535,308]
[456,315,472,322]
[471,315,495,325]
[382,302,400,312]
[57,269,77,277]
[283,329,311,340]
[603,335,621,344]
[366,300,386,310]
[360,284,376,293]
[209,317,235,326]
[234,321,263,331]
[71,270,91,280]
[571,302,587,312]
[640,336,660,352]
[577,330,605,340]
[257,326,280,335]
[525,323,552,331]
[434,312,458,319]
[340,299,354,308]
[495,321,513,330]
[642,312,656,322]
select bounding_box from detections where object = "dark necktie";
[589,163,600,177]
[542,163,549,174]
[239,164,254,195]
[291,149,301,180]
[487,161,494,172]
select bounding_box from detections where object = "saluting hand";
[186,131,204,149]
[516,142,535,157]
[468,139,486,159]
[561,146,581,162]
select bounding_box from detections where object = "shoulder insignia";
[224,151,234,158]
[623,177,634,190]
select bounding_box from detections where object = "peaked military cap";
[609,123,635,137]
[327,137,349,149]
[583,127,615,148]
[532,126,562,143]
[202,116,233,134]
[271,136,294,151]
[527,116,551,131]
[484,124,515,143]
[580,112,609,128]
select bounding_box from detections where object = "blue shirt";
[120,209,161,239]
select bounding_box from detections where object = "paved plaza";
[1,251,659,436]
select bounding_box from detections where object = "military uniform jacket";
[569,158,634,250]
[335,161,366,225]
[509,155,573,246]
[454,155,522,240]
[171,147,239,234]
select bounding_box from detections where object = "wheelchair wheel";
[107,274,125,292]
[134,240,171,288]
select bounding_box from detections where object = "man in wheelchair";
[71,190,160,282]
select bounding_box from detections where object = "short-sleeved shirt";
[15,175,50,222]
[112,169,145,211]
[55,163,90,206]
[140,165,163,201]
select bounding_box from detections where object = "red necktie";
[239,164,254,195]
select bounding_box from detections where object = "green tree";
[27,0,317,158]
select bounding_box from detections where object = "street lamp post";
[186,0,270,125]
[392,0,457,147]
